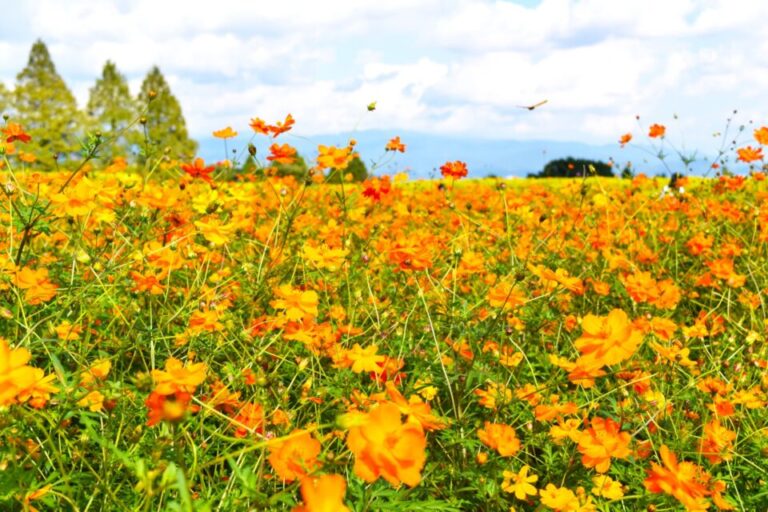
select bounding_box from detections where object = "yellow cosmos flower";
[502,465,538,500]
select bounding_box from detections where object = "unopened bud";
[148,90,157,101]
[248,143,257,156]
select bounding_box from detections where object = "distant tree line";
[1,39,196,167]
[1,40,370,182]
[527,157,615,178]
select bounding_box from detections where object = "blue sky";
[1,0,766,166]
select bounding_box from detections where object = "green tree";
[326,156,368,183]
[13,39,83,162]
[136,66,197,162]
[0,82,9,116]
[87,61,137,161]
[241,154,259,174]
[529,157,614,178]
[272,154,309,179]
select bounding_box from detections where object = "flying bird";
[518,99,548,111]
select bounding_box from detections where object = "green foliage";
[240,154,259,174]
[12,39,83,163]
[2,42,199,168]
[529,157,614,178]
[0,82,9,115]
[272,153,309,179]
[87,61,138,162]
[136,66,197,163]
[326,156,369,183]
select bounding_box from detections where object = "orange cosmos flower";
[446,338,474,361]
[2,122,31,143]
[383,381,447,431]
[188,308,224,333]
[440,160,468,179]
[549,418,583,444]
[271,409,291,427]
[316,144,354,170]
[534,395,579,422]
[362,175,392,201]
[14,267,58,305]
[0,337,58,408]
[194,218,235,246]
[343,343,386,373]
[644,445,712,511]
[577,417,631,473]
[539,484,581,511]
[18,150,36,163]
[302,244,348,271]
[212,126,238,139]
[181,157,215,184]
[619,133,632,147]
[21,484,53,512]
[385,136,406,152]
[145,391,198,426]
[146,359,206,426]
[249,117,270,135]
[388,239,434,271]
[698,419,736,464]
[487,281,526,310]
[206,381,240,413]
[753,126,768,145]
[736,145,763,163]
[293,474,350,512]
[707,258,746,288]
[588,278,611,296]
[271,284,319,321]
[267,143,297,165]
[708,395,736,417]
[574,309,643,369]
[54,320,82,341]
[686,232,714,256]
[711,480,736,511]
[77,390,106,412]
[551,356,607,388]
[80,360,111,387]
[621,271,681,309]
[648,123,666,138]
[345,401,427,487]
[131,271,164,295]
[474,382,513,410]
[270,113,295,137]
[477,422,521,457]
[268,429,322,482]
[591,475,625,500]
[151,358,207,396]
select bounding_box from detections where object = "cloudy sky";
[1,0,767,151]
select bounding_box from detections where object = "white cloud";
[1,0,767,150]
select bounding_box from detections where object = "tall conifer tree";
[136,66,197,162]
[14,39,82,161]
[87,60,137,161]
[0,82,9,116]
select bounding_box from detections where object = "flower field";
[2,119,768,511]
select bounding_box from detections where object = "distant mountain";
[196,130,719,178]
